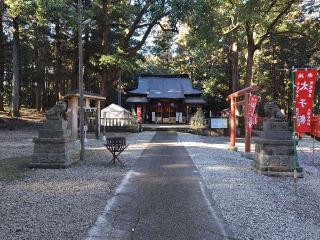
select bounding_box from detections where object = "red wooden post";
[229,96,237,150]
[245,93,251,153]
[227,85,258,152]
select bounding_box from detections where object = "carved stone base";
[228,146,238,151]
[251,165,303,177]
[253,119,303,177]
[31,118,79,168]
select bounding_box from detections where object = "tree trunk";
[244,22,258,87]
[72,32,78,90]
[101,66,120,106]
[100,0,110,105]
[230,40,239,92]
[225,40,233,94]
[42,78,47,110]
[244,44,255,87]
[11,17,20,117]
[35,81,42,112]
[35,81,43,112]
[0,2,4,111]
[18,32,22,109]
[36,79,45,112]
[35,46,45,112]
[83,0,90,91]
[55,21,64,100]
[270,42,277,100]
[84,31,89,91]
[30,72,35,108]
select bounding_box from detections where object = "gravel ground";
[0,131,155,240]
[178,132,320,240]
[0,129,38,160]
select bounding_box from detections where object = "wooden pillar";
[186,105,189,123]
[85,98,90,108]
[161,104,163,123]
[70,96,78,138]
[245,93,251,153]
[143,103,146,123]
[229,96,237,150]
[96,99,101,139]
[227,85,259,152]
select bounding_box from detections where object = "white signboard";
[210,118,228,129]
[176,112,179,122]
[152,112,156,122]
[179,113,183,123]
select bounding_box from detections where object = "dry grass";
[0,106,45,123]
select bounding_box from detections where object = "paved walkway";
[85,132,233,240]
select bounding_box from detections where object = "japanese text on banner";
[248,95,260,132]
[294,69,317,135]
[137,107,142,123]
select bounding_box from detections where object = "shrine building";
[126,74,206,124]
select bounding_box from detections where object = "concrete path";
[85,132,233,240]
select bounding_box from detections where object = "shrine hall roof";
[64,90,105,100]
[129,74,202,99]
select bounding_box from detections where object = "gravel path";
[0,129,38,160]
[0,131,155,240]
[178,132,320,240]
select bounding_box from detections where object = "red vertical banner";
[137,106,142,123]
[248,95,260,133]
[294,69,317,135]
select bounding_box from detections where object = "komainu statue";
[263,102,286,121]
[46,101,67,120]
[31,100,76,169]
[253,101,303,177]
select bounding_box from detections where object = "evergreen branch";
[127,14,164,56]
[123,1,152,48]
[256,0,297,48]
[222,24,240,35]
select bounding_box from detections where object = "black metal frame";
[104,137,129,166]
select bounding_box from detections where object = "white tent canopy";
[101,104,131,126]
[101,103,131,118]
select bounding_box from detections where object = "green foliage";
[4,0,33,18]
[100,49,140,72]
[140,0,320,114]
[1,0,320,114]
[129,107,140,132]
[190,108,206,129]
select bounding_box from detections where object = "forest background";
[0,0,319,117]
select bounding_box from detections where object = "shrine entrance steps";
[141,124,190,132]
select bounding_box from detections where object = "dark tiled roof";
[129,74,201,99]
[126,97,149,103]
[184,97,206,104]
[64,90,105,100]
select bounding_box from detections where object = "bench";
[104,137,129,166]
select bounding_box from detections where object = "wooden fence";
[101,117,135,127]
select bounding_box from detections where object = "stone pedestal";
[253,119,303,177]
[31,118,79,168]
